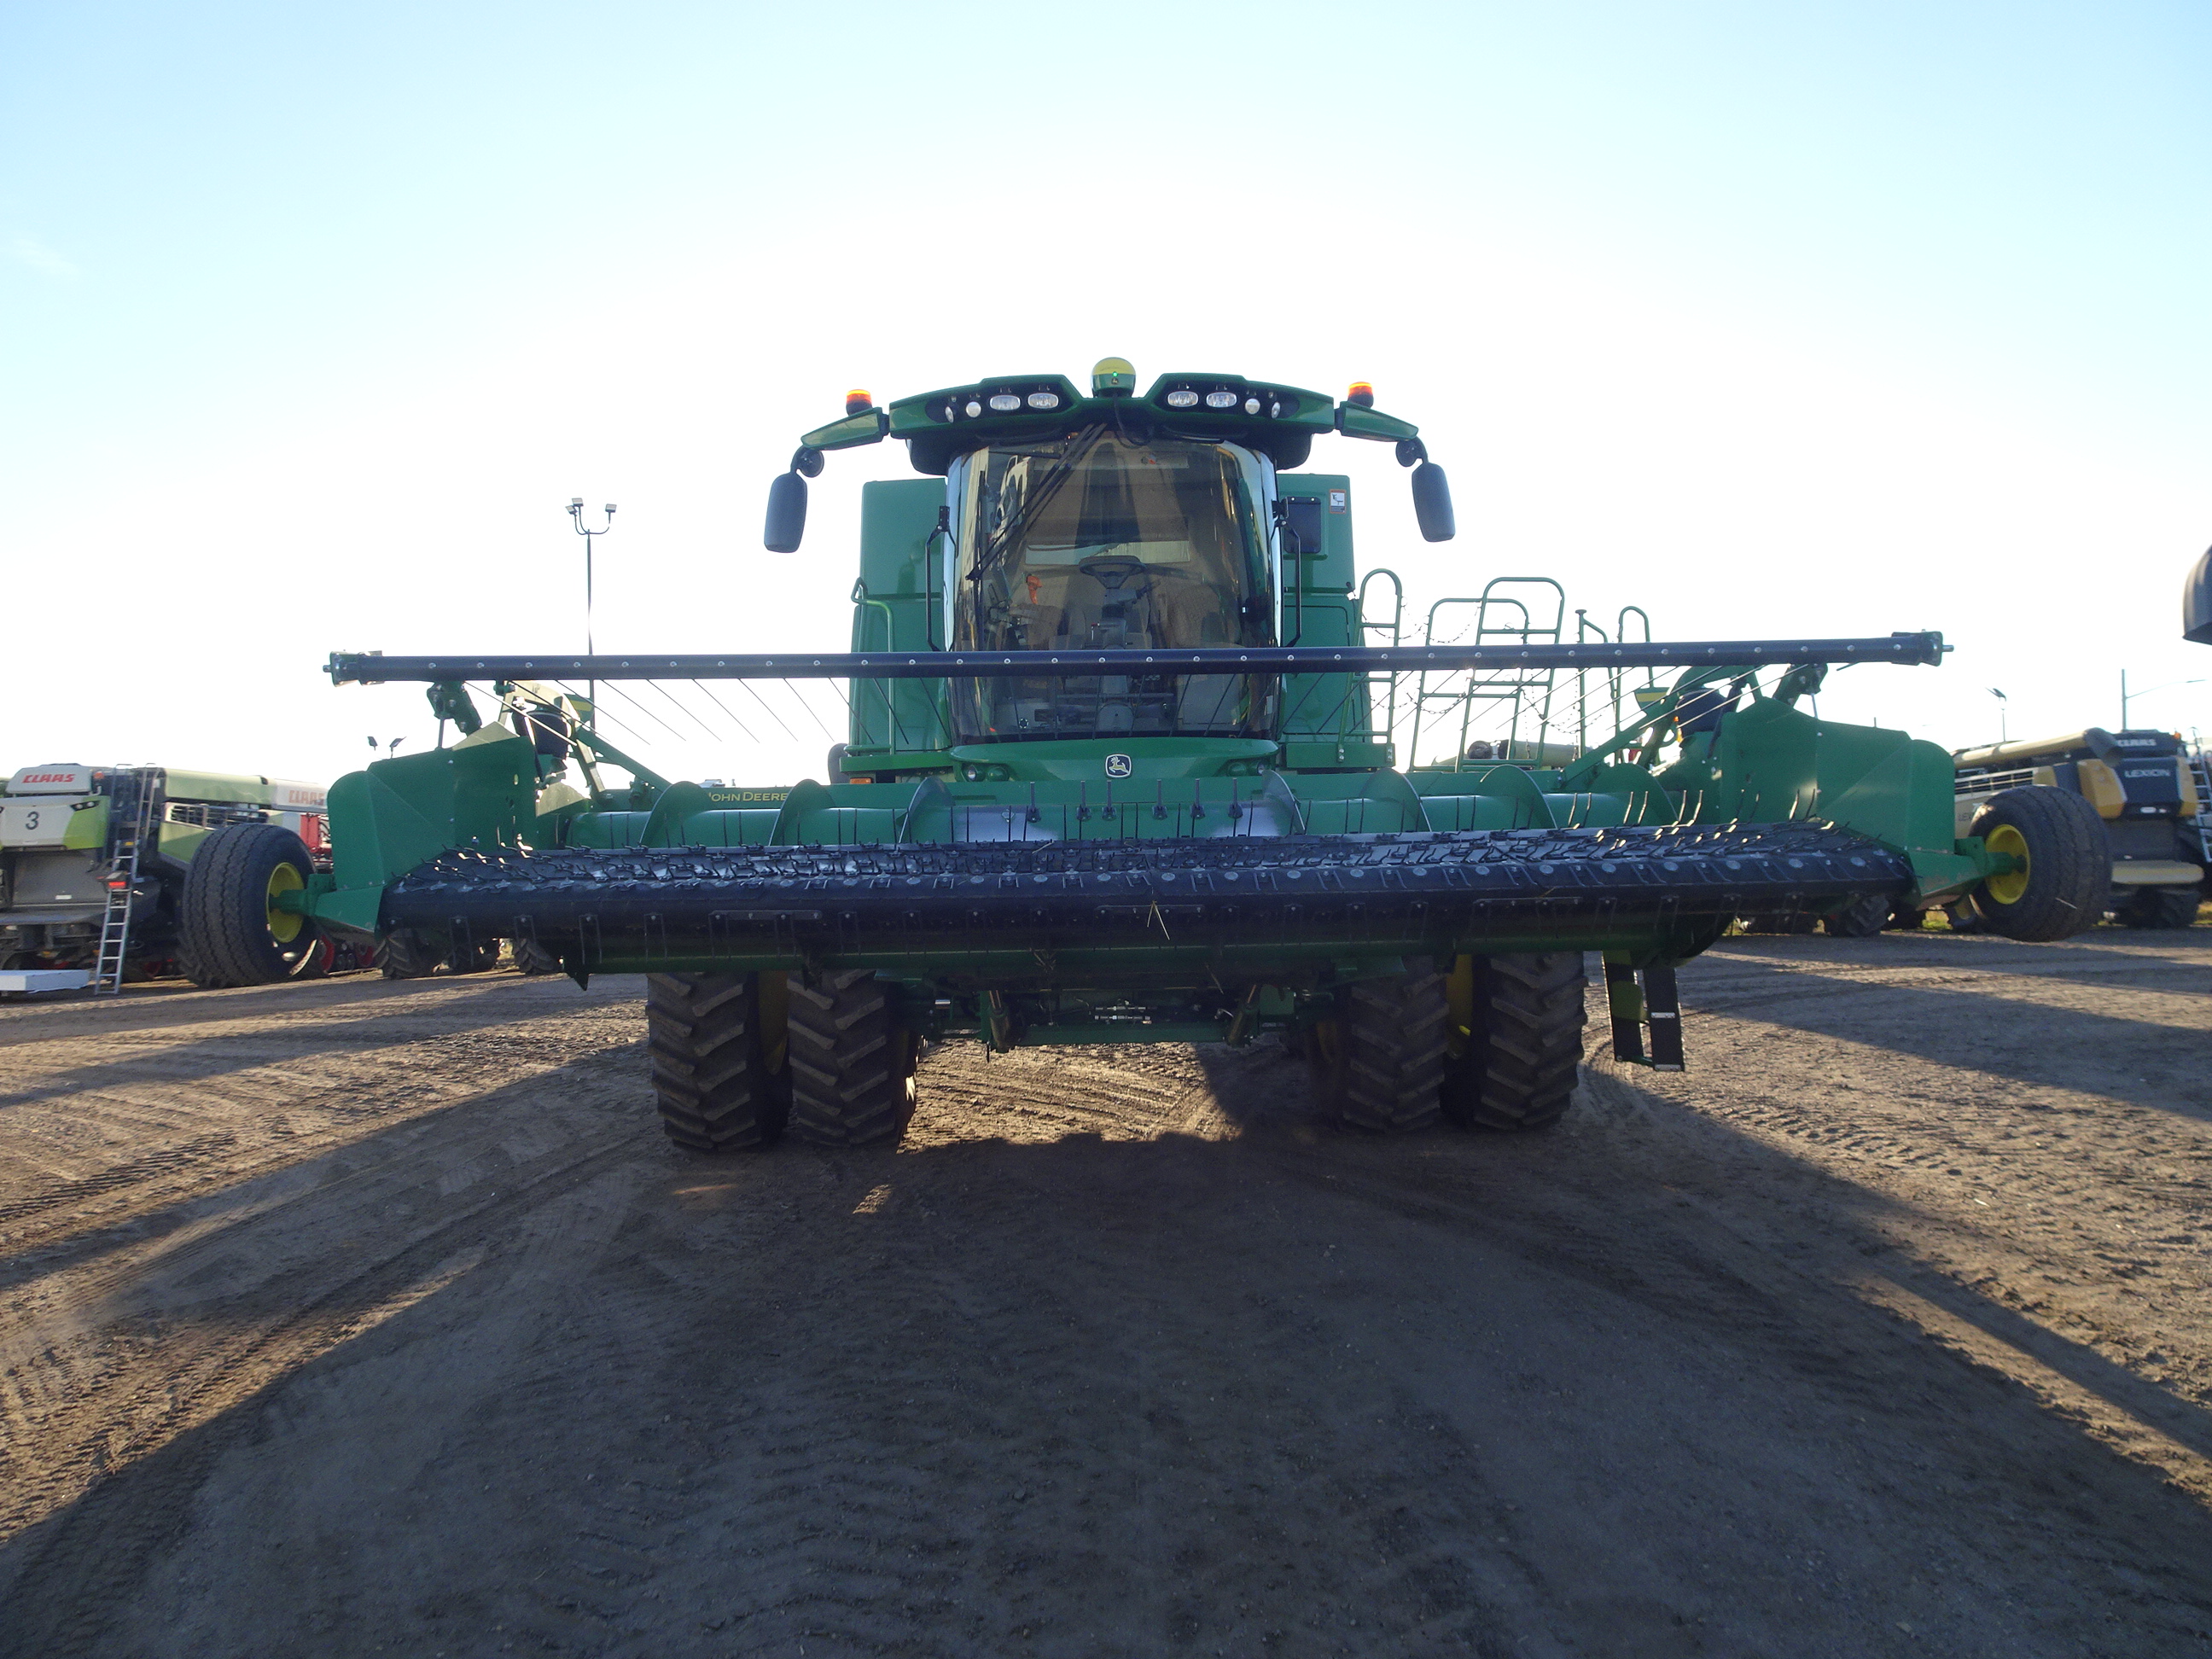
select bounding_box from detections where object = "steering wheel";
[1079,554,1150,592]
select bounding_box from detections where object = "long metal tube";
[329,633,1946,685]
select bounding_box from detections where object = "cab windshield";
[950,428,1275,740]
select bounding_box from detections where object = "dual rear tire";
[1308,952,1587,1136]
[648,969,917,1155]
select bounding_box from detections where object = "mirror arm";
[925,505,949,649]
[1272,498,1304,646]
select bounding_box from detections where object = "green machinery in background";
[0,762,336,994]
[304,359,2110,1151]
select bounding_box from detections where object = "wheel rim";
[1983,823,2030,905]
[265,862,306,941]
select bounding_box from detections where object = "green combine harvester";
[306,359,2109,1150]
[0,763,335,994]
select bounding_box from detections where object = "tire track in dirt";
[2,942,2209,1656]
[0,1092,648,1656]
[0,977,657,1656]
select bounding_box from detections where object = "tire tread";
[647,972,788,1153]
[784,970,915,1147]
[1443,952,1587,1132]
[1314,966,1449,1132]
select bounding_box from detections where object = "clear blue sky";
[4,2,2208,783]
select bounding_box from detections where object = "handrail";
[1356,568,1405,743]
[850,579,899,748]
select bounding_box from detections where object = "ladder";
[1405,577,1567,770]
[93,769,157,996]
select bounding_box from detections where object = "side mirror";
[765,470,808,553]
[2186,544,2212,643]
[1411,462,1455,543]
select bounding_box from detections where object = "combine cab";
[309,360,2106,1150]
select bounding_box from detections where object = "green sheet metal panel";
[850,479,952,763]
[1275,473,1379,762]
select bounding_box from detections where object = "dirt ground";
[0,929,2208,1658]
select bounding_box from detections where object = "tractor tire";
[1441,952,1587,1132]
[785,969,917,1147]
[449,939,502,974]
[1965,787,2109,941]
[647,972,792,1154]
[376,929,442,980]
[511,937,563,975]
[1824,894,1891,937]
[178,823,323,988]
[1308,962,1451,1133]
[2118,885,2201,929]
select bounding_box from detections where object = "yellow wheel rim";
[265,862,305,942]
[1983,823,2030,906]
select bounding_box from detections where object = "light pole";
[568,498,615,726]
[2120,672,2204,730]
[1988,687,2007,744]
[2122,672,2208,729]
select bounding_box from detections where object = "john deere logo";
[1103,753,1133,779]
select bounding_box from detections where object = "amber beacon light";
[845,389,874,415]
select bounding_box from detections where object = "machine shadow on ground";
[1664,937,2212,1121]
[3,990,2209,1657]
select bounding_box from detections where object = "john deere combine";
[310,359,2107,1151]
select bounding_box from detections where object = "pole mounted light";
[2120,672,2203,730]
[568,498,616,726]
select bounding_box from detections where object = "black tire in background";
[178,823,323,988]
[2118,885,2200,929]
[1823,894,1892,937]
[1307,962,1451,1133]
[511,938,563,975]
[785,969,917,1146]
[1964,787,2110,941]
[376,930,442,980]
[1440,952,1586,1132]
[648,971,792,1153]
[449,939,501,974]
